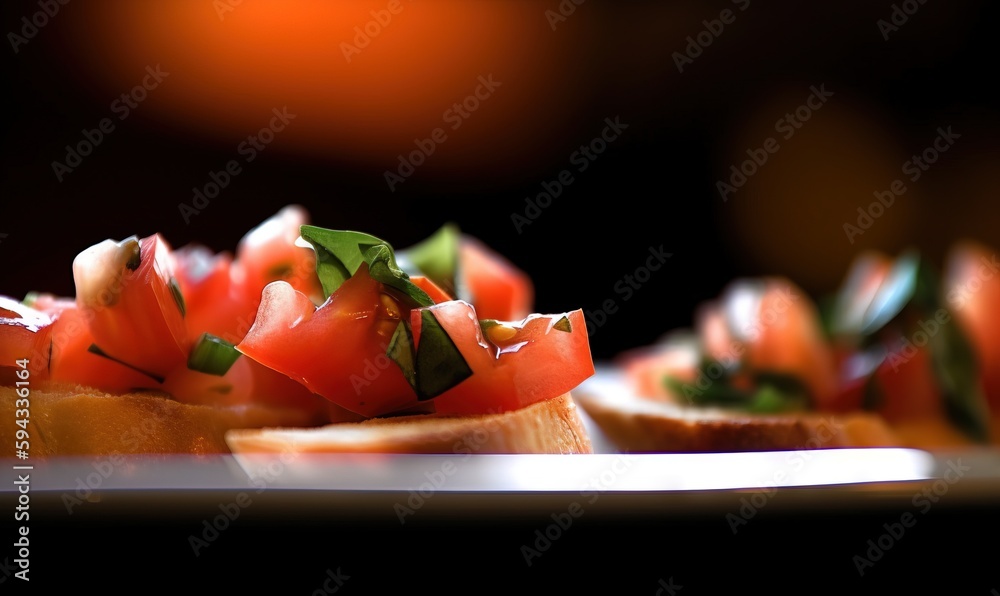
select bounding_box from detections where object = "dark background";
[3,0,997,361]
[2,0,999,591]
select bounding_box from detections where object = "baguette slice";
[0,383,328,457]
[225,392,593,454]
[574,390,899,453]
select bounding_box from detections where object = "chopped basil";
[364,244,434,307]
[397,223,460,297]
[168,276,186,317]
[664,367,810,413]
[828,249,990,442]
[187,333,241,376]
[388,310,472,401]
[299,226,384,298]
[387,321,417,390]
[87,344,165,384]
[300,226,433,307]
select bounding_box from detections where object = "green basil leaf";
[187,333,242,376]
[388,309,472,401]
[387,321,417,390]
[664,369,809,413]
[299,226,386,298]
[300,226,434,307]
[87,344,165,384]
[928,314,992,442]
[363,244,434,307]
[397,223,460,297]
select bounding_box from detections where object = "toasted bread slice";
[225,392,593,454]
[574,390,899,453]
[0,383,328,457]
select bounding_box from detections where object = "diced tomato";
[238,264,593,418]
[245,358,335,422]
[619,336,700,401]
[73,233,189,378]
[172,244,255,343]
[162,355,256,407]
[48,303,164,392]
[873,343,944,423]
[697,277,838,409]
[425,302,594,416]
[742,278,838,409]
[235,205,323,305]
[459,235,534,321]
[410,275,453,304]
[0,296,53,383]
[944,240,1000,413]
[172,206,324,345]
[237,267,417,417]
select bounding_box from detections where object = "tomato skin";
[173,245,257,343]
[746,278,838,409]
[238,265,593,418]
[423,303,594,416]
[48,303,163,392]
[237,268,418,418]
[410,275,453,304]
[944,241,1000,413]
[619,337,700,402]
[76,233,190,378]
[236,205,323,305]
[873,343,944,423]
[687,277,838,408]
[173,207,321,345]
[459,235,534,321]
[0,296,53,383]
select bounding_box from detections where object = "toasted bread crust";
[0,383,328,456]
[225,393,593,454]
[574,391,899,452]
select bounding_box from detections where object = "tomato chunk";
[460,235,534,321]
[238,264,594,418]
[73,233,189,378]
